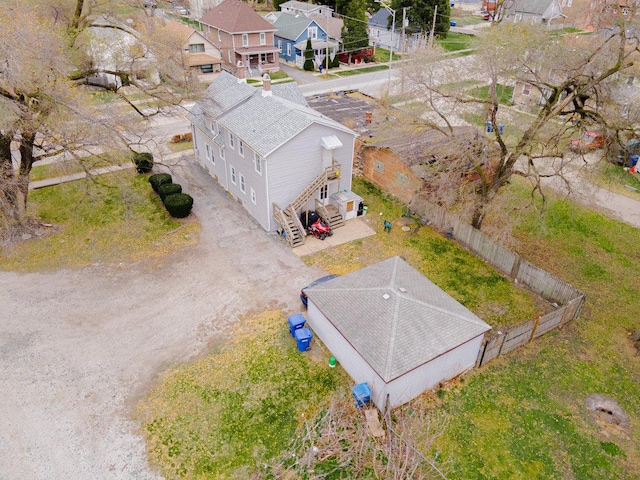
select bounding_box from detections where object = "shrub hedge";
[149,173,172,192]
[133,152,154,173]
[158,182,182,201]
[163,193,193,218]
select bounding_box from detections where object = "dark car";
[300,274,340,308]
[570,131,606,153]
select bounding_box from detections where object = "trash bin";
[294,327,313,352]
[352,382,371,408]
[630,154,640,167]
[287,313,306,337]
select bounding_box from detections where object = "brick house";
[199,0,279,75]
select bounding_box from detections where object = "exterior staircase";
[273,164,343,248]
[315,199,345,229]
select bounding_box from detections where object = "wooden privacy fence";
[409,195,586,367]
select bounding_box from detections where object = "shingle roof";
[273,13,318,41]
[280,1,330,13]
[189,71,355,156]
[369,8,391,28]
[512,0,555,15]
[304,257,491,382]
[200,0,276,33]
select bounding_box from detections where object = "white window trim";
[240,174,246,193]
[230,165,236,184]
[308,26,318,39]
[205,143,211,160]
[218,29,221,42]
[260,32,266,45]
[287,43,291,56]
[254,152,262,175]
[220,147,225,160]
[251,188,256,205]
[242,33,249,47]
[238,140,244,157]
[229,133,235,150]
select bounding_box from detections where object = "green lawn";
[0,170,198,270]
[471,83,515,105]
[334,64,392,77]
[437,32,474,52]
[138,310,348,480]
[29,152,132,182]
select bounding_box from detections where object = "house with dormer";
[269,12,338,68]
[199,0,279,76]
[188,70,359,247]
[165,20,222,74]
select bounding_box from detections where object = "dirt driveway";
[0,158,327,479]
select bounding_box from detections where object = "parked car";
[300,274,340,308]
[175,6,189,15]
[570,131,606,153]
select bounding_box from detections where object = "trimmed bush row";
[148,174,193,218]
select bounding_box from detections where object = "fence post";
[510,254,521,279]
[529,315,541,342]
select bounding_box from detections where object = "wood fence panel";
[516,260,583,305]
[501,319,536,354]
[477,333,505,367]
[533,309,565,338]
[561,296,585,326]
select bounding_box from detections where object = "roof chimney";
[261,73,272,97]
[236,60,246,83]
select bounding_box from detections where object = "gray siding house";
[304,256,492,410]
[188,71,357,246]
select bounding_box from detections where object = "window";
[260,53,268,63]
[627,76,635,85]
[254,153,262,175]
[251,188,256,205]
[320,185,328,200]
[230,165,236,184]
[242,33,249,47]
[287,43,291,56]
[622,104,631,116]
[189,43,205,53]
[205,143,211,160]
[522,83,531,96]
[397,173,407,184]
[238,140,244,157]
[228,50,232,63]
[260,32,266,45]
[240,174,246,193]
[210,122,216,136]
[374,160,384,173]
[220,147,225,160]
[218,29,221,42]
[201,64,213,73]
[229,133,235,149]
[278,39,282,52]
[308,27,318,39]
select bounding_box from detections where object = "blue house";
[270,12,338,69]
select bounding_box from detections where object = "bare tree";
[0,0,201,241]
[394,12,640,230]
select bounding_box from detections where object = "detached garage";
[303,256,491,411]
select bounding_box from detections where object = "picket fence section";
[409,196,586,367]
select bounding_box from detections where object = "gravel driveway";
[0,158,325,479]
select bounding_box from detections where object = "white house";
[506,0,565,25]
[280,0,334,18]
[188,70,358,247]
[303,256,492,410]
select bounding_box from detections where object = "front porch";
[234,48,279,77]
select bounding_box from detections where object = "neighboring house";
[360,127,496,205]
[188,71,359,247]
[88,17,157,89]
[304,256,492,410]
[199,0,279,75]
[165,20,222,74]
[270,12,338,68]
[506,0,565,25]
[280,0,334,18]
[368,8,402,51]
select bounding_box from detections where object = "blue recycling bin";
[352,382,371,408]
[486,121,493,133]
[450,21,457,27]
[294,327,313,352]
[498,124,504,135]
[287,313,306,337]
[630,154,640,167]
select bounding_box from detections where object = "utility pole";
[428,5,438,49]
[401,7,409,55]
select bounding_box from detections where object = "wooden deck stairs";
[273,164,344,248]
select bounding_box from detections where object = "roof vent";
[399,287,407,293]
[382,293,390,300]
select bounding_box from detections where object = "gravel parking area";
[0,157,326,479]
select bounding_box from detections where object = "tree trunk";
[0,131,33,237]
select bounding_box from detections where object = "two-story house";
[269,13,338,68]
[188,70,359,247]
[199,0,279,75]
[279,0,334,18]
[165,20,221,75]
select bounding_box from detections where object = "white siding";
[267,124,355,231]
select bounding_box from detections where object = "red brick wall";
[361,146,423,205]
